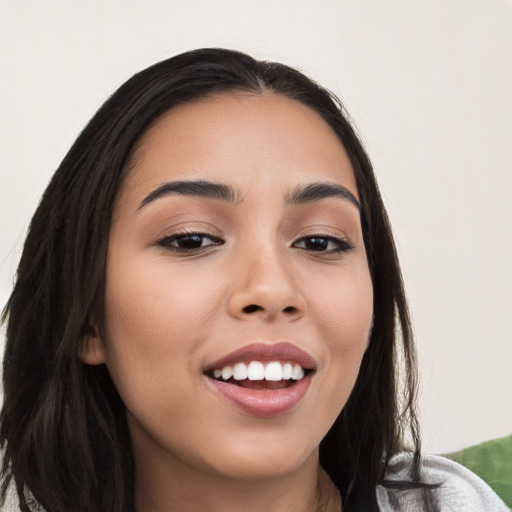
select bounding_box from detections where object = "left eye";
[292,236,353,253]
[157,233,223,251]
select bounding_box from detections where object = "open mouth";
[205,361,315,391]
[203,342,317,417]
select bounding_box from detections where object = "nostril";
[282,306,297,314]
[243,304,262,314]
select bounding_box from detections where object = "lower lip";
[205,375,312,418]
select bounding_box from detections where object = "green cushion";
[445,434,512,508]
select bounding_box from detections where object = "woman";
[0,48,506,512]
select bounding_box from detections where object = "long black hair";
[1,48,425,512]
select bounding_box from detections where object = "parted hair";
[1,48,427,512]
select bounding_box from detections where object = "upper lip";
[204,342,317,372]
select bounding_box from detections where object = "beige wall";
[1,0,511,454]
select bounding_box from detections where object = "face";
[84,93,373,483]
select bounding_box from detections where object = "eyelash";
[156,231,224,252]
[292,235,354,253]
[156,231,354,255]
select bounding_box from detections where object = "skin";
[83,92,374,512]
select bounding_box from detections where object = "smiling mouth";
[205,360,314,390]
[204,343,317,417]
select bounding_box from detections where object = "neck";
[134,448,340,512]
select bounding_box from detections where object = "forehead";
[121,92,358,203]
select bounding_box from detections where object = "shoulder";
[1,486,45,512]
[375,452,509,512]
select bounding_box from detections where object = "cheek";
[105,258,221,344]
[310,265,373,407]
[315,265,373,347]
[100,259,224,405]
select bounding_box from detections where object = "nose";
[227,242,306,322]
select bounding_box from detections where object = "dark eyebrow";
[286,182,360,210]
[138,180,239,210]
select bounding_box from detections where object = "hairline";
[120,88,361,215]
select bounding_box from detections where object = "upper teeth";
[213,361,305,381]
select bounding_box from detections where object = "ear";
[79,322,107,365]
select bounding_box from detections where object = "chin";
[199,430,320,481]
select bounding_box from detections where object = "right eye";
[156,232,224,252]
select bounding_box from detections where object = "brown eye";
[157,233,224,251]
[292,236,353,253]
